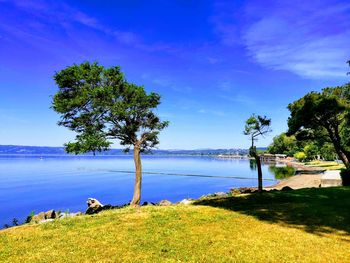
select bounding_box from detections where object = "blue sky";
[0,0,349,149]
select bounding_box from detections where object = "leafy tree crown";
[52,62,169,154]
[244,114,272,141]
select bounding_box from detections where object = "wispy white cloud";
[210,0,243,46]
[218,81,233,92]
[218,93,255,106]
[198,109,226,117]
[213,0,350,79]
[152,77,173,87]
[0,0,179,54]
[206,56,221,64]
[142,74,192,93]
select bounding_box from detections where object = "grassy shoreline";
[1,187,350,262]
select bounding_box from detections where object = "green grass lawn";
[305,160,345,170]
[1,187,350,263]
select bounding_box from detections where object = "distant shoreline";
[0,153,242,157]
[0,145,253,156]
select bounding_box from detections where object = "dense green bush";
[294,151,306,162]
[340,168,350,186]
[25,211,35,223]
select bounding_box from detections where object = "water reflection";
[249,159,257,171]
[268,165,296,179]
[249,159,295,179]
[0,155,280,227]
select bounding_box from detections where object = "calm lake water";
[0,155,289,227]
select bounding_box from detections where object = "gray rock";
[86,198,104,214]
[213,192,228,197]
[230,188,241,195]
[58,212,82,219]
[30,210,57,223]
[158,200,172,206]
[87,198,103,208]
[281,186,293,191]
[238,187,258,194]
[142,201,155,206]
[178,198,195,205]
[38,219,55,224]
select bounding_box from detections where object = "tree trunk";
[130,145,142,206]
[336,149,350,168]
[250,143,263,193]
[326,127,350,168]
[255,155,263,192]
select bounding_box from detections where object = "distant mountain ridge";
[0,145,267,156]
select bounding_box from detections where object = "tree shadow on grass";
[194,187,350,236]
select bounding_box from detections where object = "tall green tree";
[268,133,299,156]
[269,131,337,161]
[287,83,350,168]
[244,114,272,192]
[52,62,169,206]
[303,143,319,160]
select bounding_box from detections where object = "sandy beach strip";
[266,173,323,190]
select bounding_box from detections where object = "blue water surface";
[0,155,278,227]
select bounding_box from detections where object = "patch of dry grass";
[305,160,345,170]
[1,188,350,262]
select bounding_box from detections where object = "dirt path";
[266,173,322,190]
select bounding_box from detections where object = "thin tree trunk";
[130,145,142,206]
[255,155,263,192]
[336,149,350,168]
[250,141,263,193]
[326,127,350,168]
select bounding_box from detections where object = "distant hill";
[0,145,266,156]
[0,145,66,155]
[0,145,123,155]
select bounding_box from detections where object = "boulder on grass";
[31,210,57,223]
[213,192,228,197]
[281,186,293,191]
[58,212,82,220]
[142,201,155,206]
[158,200,172,206]
[86,198,104,214]
[238,187,258,194]
[178,198,195,205]
[85,198,124,214]
[38,219,54,224]
[230,188,241,195]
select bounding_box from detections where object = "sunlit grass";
[1,187,350,262]
[305,160,345,170]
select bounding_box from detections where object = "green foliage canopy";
[287,84,350,167]
[244,114,272,151]
[268,132,337,161]
[52,62,169,154]
[268,133,298,156]
[294,152,306,162]
[244,114,271,192]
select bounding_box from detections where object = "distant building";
[260,153,287,162]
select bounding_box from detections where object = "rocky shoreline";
[9,185,298,228]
